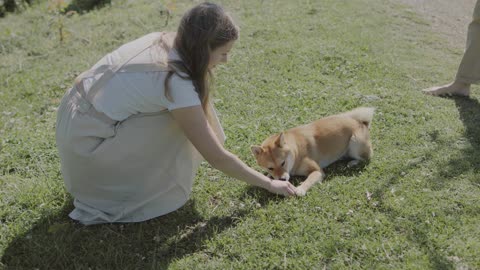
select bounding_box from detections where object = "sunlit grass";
[0,0,479,269]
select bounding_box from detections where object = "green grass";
[1,0,479,269]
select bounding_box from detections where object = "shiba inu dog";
[251,107,374,196]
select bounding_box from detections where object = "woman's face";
[209,40,235,69]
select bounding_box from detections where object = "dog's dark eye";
[281,161,285,166]
[268,168,273,171]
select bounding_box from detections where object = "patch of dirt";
[396,0,476,49]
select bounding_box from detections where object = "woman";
[56,2,297,225]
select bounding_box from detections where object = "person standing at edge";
[56,2,297,225]
[423,0,480,96]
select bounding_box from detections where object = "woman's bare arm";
[170,105,296,196]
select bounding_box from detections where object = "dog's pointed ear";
[251,145,263,157]
[275,133,286,148]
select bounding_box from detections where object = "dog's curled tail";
[342,107,375,128]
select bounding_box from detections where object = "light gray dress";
[55,33,225,225]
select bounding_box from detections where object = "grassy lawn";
[1,0,479,269]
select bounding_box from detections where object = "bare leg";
[422,81,471,97]
[423,2,479,97]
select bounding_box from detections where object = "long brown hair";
[164,2,239,115]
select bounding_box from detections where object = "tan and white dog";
[251,107,374,196]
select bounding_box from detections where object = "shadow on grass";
[424,96,480,190]
[260,159,370,186]
[64,0,111,14]
[448,96,480,181]
[361,96,480,269]
[363,95,480,270]
[289,160,370,188]
[1,199,247,269]
[324,159,370,178]
[369,168,456,269]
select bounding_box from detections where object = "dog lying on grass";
[251,107,374,196]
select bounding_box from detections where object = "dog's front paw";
[296,187,307,197]
[347,160,360,168]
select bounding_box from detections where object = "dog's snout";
[280,172,290,182]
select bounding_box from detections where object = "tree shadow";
[367,162,456,269]
[374,203,456,269]
[64,0,111,14]
[1,198,248,269]
[252,157,456,268]
[358,95,480,269]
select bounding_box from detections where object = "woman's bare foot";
[422,81,471,97]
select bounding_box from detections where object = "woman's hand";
[171,106,298,196]
[267,180,297,197]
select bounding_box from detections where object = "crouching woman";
[55,2,296,225]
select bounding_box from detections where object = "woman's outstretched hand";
[267,180,297,197]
